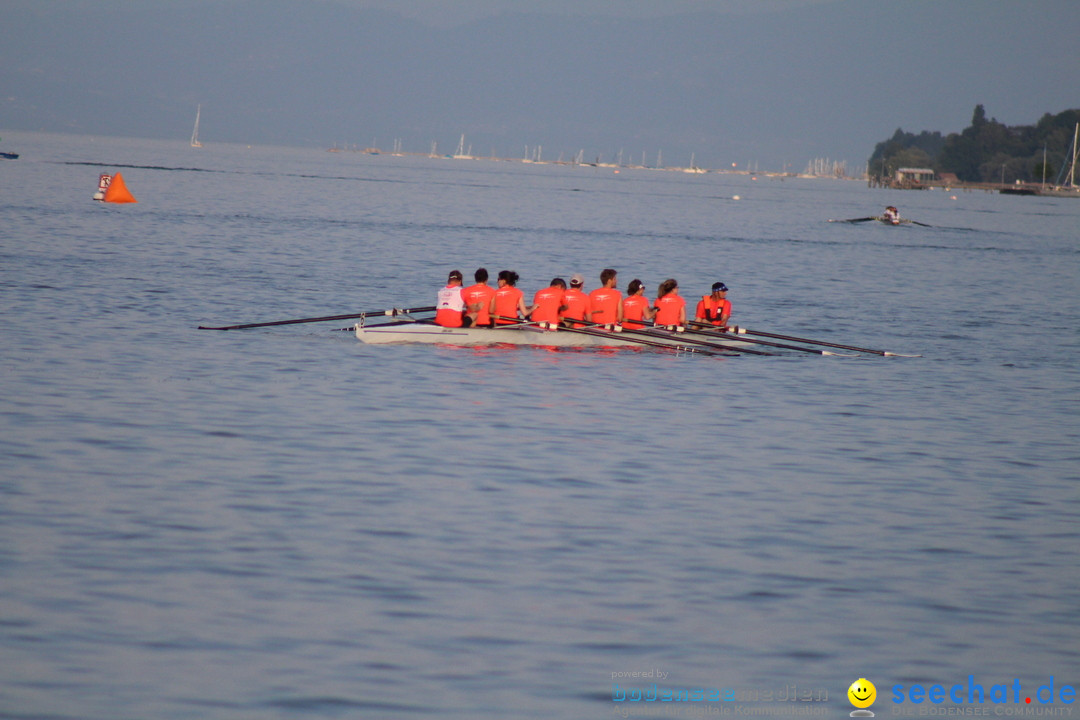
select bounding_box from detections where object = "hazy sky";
[349,0,833,25]
[2,0,1077,170]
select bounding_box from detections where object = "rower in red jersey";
[530,278,567,326]
[588,268,623,325]
[653,278,686,327]
[560,273,592,328]
[462,267,496,327]
[694,281,731,329]
[621,278,655,330]
[435,269,466,327]
[490,270,529,325]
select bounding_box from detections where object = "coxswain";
[694,282,731,329]
[530,278,567,327]
[435,269,467,327]
[589,268,623,325]
[653,278,686,328]
[490,270,530,325]
[560,273,592,328]
[462,267,495,327]
[621,278,654,330]
[882,206,900,224]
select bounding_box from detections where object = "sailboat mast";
[1067,123,1078,189]
[190,105,202,147]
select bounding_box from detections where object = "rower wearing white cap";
[694,282,731,329]
[560,273,592,328]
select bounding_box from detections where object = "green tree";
[868,106,1080,184]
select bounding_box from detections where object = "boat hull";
[354,321,749,350]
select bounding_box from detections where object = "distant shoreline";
[326,146,862,181]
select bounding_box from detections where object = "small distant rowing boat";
[355,320,750,351]
[828,215,931,227]
[0,151,18,160]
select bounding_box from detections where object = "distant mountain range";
[1,0,1075,170]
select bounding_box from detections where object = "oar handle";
[198,305,436,331]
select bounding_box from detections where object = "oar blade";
[198,305,436,330]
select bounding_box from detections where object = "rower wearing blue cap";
[695,281,732,328]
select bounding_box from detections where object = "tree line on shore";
[868,105,1080,184]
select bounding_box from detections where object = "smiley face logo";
[848,678,876,709]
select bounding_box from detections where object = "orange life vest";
[695,295,731,326]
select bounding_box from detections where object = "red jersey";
[560,288,591,327]
[491,286,525,324]
[589,287,622,324]
[654,294,686,326]
[622,294,652,330]
[462,283,495,325]
[695,295,732,326]
[531,286,565,325]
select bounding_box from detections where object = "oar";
[622,316,827,355]
[198,305,436,331]
[590,319,773,356]
[541,316,765,355]
[492,316,727,356]
[829,216,933,227]
[723,326,920,357]
[683,320,852,356]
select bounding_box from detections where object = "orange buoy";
[103,172,137,203]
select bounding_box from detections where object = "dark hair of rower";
[550,277,567,289]
[599,268,617,285]
[497,270,519,286]
[657,278,678,298]
[474,267,488,283]
[627,279,645,294]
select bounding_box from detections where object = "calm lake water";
[1,131,1078,719]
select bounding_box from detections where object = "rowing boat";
[354,320,749,350]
